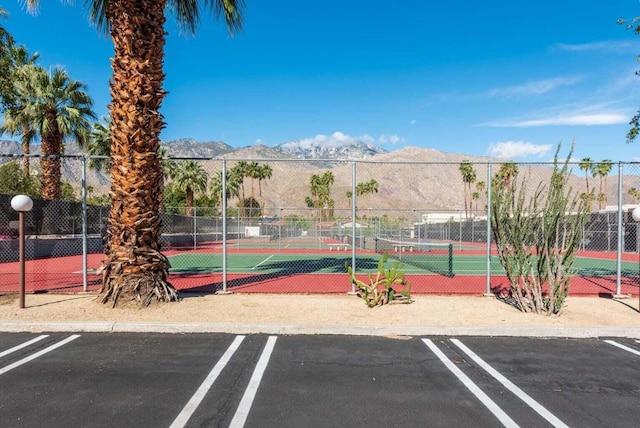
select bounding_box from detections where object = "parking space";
[1,333,639,427]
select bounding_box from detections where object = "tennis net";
[374,238,454,277]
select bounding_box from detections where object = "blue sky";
[2,0,640,162]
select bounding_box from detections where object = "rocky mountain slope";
[1,139,637,217]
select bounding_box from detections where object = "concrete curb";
[0,321,639,338]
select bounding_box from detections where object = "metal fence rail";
[0,154,639,297]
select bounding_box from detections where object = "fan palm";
[87,116,112,173]
[459,161,476,219]
[0,45,40,175]
[578,157,592,194]
[593,160,613,210]
[11,65,95,199]
[210,169,241,214]
[257,163,273,212]
[170,160,208,216]
[24,0,244,305]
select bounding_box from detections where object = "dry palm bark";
[99,0,178,306]
[40,111,62,200]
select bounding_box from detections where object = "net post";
[448,243,454,278]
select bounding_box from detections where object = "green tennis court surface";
[168,251,638,277]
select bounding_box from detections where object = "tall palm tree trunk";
[21,124,30,175]
[40,115,62,200]
[99,0,177,305]
[186,188,194,217]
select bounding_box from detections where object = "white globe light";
[11,194,34,212]
[632,207,640,222]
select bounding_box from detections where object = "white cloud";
[553,40,638,53]
[485,76,582,97]
[410,119,416,125]
[488,141,553,159]
[379,134,405,145]
[281,132,375,149]
[255,138,264,145]
[485,112,629,127]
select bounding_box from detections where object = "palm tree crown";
[11,65,95,199]
[0,44,40,175]
[170,160,208,216]
[87,115,112,173]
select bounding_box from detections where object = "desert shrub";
[491,144,590,315]
[346,253,412,307]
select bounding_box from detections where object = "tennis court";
[1,235,639,296]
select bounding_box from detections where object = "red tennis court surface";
[0,251,638,297]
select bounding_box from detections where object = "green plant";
[491,143,590,315]
[346,253,412,307]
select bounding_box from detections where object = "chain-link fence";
[1,154,639,297]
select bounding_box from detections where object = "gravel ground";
[1,293,639,332]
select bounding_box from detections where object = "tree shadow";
[176,256,381,293]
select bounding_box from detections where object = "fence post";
[615,162,624,297]
[485,163,492,297]
[221,159,228,294]
[193,206,197,250]
[350,161,356,294]
[81,155,88,292]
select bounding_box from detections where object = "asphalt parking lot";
[1,333,639,427]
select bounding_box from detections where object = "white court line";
[451,339,568,428]
[252,255,275,270]
[604,340,640,356]
[0,335,80,376]
[229,336,278,428]
[422,339,519,428]
[170,335,246,428]
[0,335,48,358]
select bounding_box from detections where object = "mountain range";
[1,138,637,216]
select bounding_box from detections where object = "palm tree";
[475,180,486,215]
[256,163,273,212]
[230,162,248,215]
[12,64,95,199]
[308,173,321,213]
[306,171,334,220]
[0,7,16,102]
[0,46,40,175]
[319,171,335,220]
[24,0,245,305]
[245,161,260,216]
[496,162,518,187]
[87,116,112,173]
[629,187,639,203]
[0,7,8,39]
[355,178,379,211]
[210,169,240,215]
[170,160,208,216]
[579,157,592,194]
[458,161,476,220]
[593,160,613,210]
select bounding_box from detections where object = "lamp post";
[632,207,640,311]
[11,195,33,309]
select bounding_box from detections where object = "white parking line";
[230,336,278,428]
[604,340,640,356]
[170,335,246,428]
[0,335,80,376]
[422,339,519,428]
[451,339,568,428]
[0,335,49,358]
[252,255,274,270]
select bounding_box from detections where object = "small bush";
[346,253,412,307]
